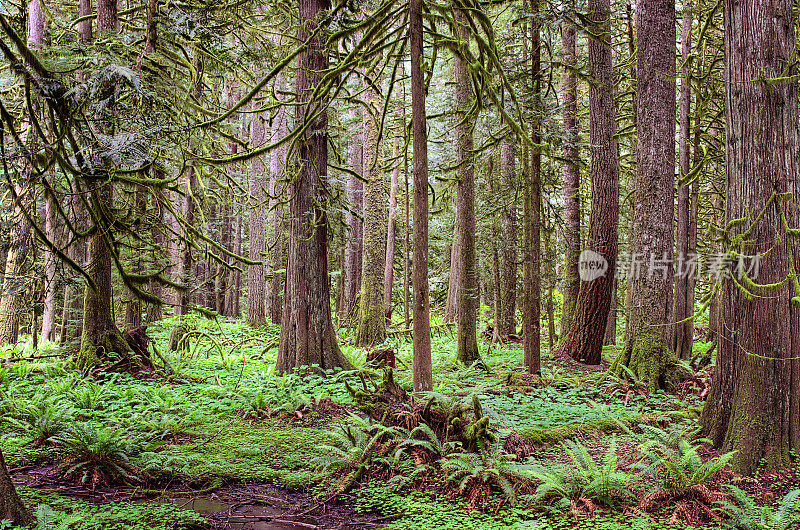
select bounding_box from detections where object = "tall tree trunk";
[78,186,129,369]
[247,111,267,325]
[147,188,165,323]
[700,0,800,475]
[175,165,198,317]
[403,98,411,326]
[268,88,288,325]
[545,227,557,348]
[60,197,86,343]
[339,107,363,322]
[33,0,58,344]
[560,0,619,365]
[443,223,461,323]
[487,157,502,343]
[410,0,432,391]
[78,0,92,42]
[672,0,694,360]
[0,0,43,346]
[76,0,130,370]
[227,207,243,317]
[498,140,517,340]
[277,0,352,373]
[384,133,400,322]
[453,9,479,364]
[523,0,541,374]
[605,281,616,345]
[0,448,31,526]
[560,0,581,338]
[356,58,387,347]
[0,153,31,347]
[616,0,678,391]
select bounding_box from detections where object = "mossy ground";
[0,315,790,528]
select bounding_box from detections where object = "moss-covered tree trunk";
[247,110,267,326]
[77,185,130,371]
[671,0,695,361]
[0,216,26,346]
[339,106,364,323]
[384,132,400,322]
[76,0,131,372]
[559,0,581,340]
[410,0,432,392]
[268,83,288,325]
[522,0,542,375]
[498,140,517,340]
[700,0,800,475]
[560,0,619,365]
[356,57,387,347]
[0,448,31,527]
[615,0,678,391]
[453,9,479,364]
[443,224,461,324]
[277,0,353,373]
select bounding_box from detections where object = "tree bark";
[453,9,479,364]
[672,0,694,360]
[616,0,678,391]
[560,0,581,339]
[339,107,364,322]
[498,140,517,340]
[78,0,92,42]
[384,132,400,322]
[75,0,131,371]
[247,111,268,325]
[443,223,461,323]
[356,58,387,347]
[0,448,31,526]
[277,0,352,373]
[560,0,619,365]
[523,0,541,374]
[410,0,432,391]
[700,0,800,475]
[227,207,243,317]
[268,87,288,325]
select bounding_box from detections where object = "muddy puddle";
[147,484,384,529]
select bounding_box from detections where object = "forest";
[0,0,799,527]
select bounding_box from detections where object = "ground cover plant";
[1,319,799,529]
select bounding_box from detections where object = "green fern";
[525,439,638,509]
[443,445,532,507]
[311,414,401,494]
[34,504,82,530]
[53,423,141,489]
[637,432,736,491]
[719,486,800,530]
[396,422,460,459]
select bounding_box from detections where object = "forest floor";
[2,316,799,529]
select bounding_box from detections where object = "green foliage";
[444,446,532,506]
[19,488,207,530]
[636,425,736,491]
[6,396,72,445]
[53,423,141,488]
[312,414,401,493]
[395,422,460,459]
[525,439,638,510]
[719,487,800,530]
[33,504,82,530]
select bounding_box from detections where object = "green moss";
[517,407,702,445]
[157,417,333,490]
